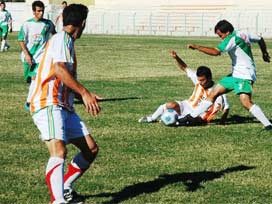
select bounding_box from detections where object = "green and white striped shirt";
[18,18,55,64]
[217,30,261,82]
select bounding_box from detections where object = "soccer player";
[138,50,230,126]
[30,4,100,204]
[18,0,56,111]
[0,1,12,51]
[187,19,272,130]
[55,1,68,32]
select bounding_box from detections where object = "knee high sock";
[151,104,166,121]
[64,152,90,190]
[1,40,5,51]
[249,104,272,127]
[190,100,213,118]
[46,157,66,204]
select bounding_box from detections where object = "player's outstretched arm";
[54,62,101,116]
[170,50,188,72]
[187,44,221,56]
[258,37,270,63]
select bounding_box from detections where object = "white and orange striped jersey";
[185,68,229,122]
[30,31,76,113]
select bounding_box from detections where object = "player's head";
[214,20,234,39]
[32,1,45,20]
[0,1,5,10]
[63,4,88,39]
[62,1,68,8]
[196,66,214,89]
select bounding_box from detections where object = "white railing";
[85,10,272,37]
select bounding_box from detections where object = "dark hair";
[62,1,67,6]
[196,66,212,79]
[0,1,5,5]
[32,1,45,11]
[63,4,88,27]
[214,19,234,34]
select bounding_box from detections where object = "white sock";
[64,153,90,190]
[1,40,5,51]
[151,104,166,121]
[249,104,271,127]
[46,157,65,204]
[191,100,213,118]
[27,79,36,103]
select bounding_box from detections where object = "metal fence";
[85,10,272,37]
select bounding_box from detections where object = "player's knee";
[83,144,99,163]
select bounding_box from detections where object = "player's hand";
[82,91,101,116]
[25,54,32,66]
[263,52,270,63]
[170,50,177,58]
[187,44,197,50]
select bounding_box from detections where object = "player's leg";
[32,106,68,204]
[138,103,167,123]
[63,112,98,202]
[45,139,67,204]
[239,93,272,128]
[0,25,8,51]
[190,84,226,117]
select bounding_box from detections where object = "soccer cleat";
[264,125,272,131]
[138,116,153,123]
[64,189,84,204]
[25,102,30,112]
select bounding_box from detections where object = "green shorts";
[23,62,39,80]
[0,25,8,38]
[219,76,253,95]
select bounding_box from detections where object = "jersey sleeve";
[185,68,198,84]
[18,24,26,41]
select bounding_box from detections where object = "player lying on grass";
[187,19,272,131]
[138,50,230,126]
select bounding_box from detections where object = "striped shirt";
[18,18,55,64]
[0,9,11,26]
[30,31,76,113]
[186,68,229,122]
[217,30,261,82]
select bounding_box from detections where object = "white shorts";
[176,100,194,118]
[32,105,90,143]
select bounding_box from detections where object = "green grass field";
[1,33,272,204]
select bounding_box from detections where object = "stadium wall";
[7,1,272,38]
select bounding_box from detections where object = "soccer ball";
[160,108,178,126]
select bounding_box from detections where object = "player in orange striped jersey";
[30,4,100,204]
[138,50,229,126]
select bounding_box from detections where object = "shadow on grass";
[86,165,255,204]
[211,114,259,125]
[74,96,141,104]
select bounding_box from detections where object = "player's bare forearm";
[187,44,221,56]
[54,62,101,116]
[170,50,188,72]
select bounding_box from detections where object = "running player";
[0,1,12,51]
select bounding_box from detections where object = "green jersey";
[18,18,55,64]
[217,30,261,82]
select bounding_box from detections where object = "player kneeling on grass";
[29,4,100,204]
[139,50,230,126]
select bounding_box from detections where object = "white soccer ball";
[160,108,178,126]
